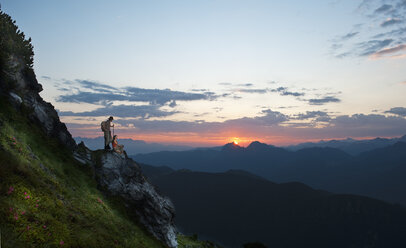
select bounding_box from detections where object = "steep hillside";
[142,166,406,248]
[0,99,167,247]
[0,8,217,248]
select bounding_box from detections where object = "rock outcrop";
[74,143,178,247]
[3,56,76,150]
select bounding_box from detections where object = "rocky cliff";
[3,56,77,150]
[74,143,178,247]
[1,9,177,247]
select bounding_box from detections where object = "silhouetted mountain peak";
[222,142,243,152]
[247,141,270,151]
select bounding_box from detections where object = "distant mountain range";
[134,141,406,205]
[285,135,406,155]
[74,136,193,155]
[76,134,406,156]
[141,165,406,248]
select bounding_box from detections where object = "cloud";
[397,0,406,9]
[219,82,254,87]
[280,91,305,97]
[59,104,178,119]
[385,107,406,117]
[335,52,351,58]
[295,111,329,120]
[57,82,217,105]
[308,96,341,105]
[381,18,403,27]
[111,108,288,133]
[237,83,254,87]
[238,88,268,94]
[76,79,117,91]
[57,92,128,104]
[374,4,393,14]
[372,27,406,39]
[359,39,393,56]
[124,87,217,105]
[331,0,406,59]
[370,43,406,58]
[66,111,406,146]
[169,100,177,108]
[341,32,359,40]
[269,87,305,97]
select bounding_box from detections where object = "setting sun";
[232,138,240,145]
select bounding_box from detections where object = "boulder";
[74,143,178,247]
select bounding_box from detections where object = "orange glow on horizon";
[67,125,403,147]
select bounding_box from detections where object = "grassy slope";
[0,101,216,247]
[0,101,167,247]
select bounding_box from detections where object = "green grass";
[0,101,166,248]
[0,100,222,248]
[0,101,219,248]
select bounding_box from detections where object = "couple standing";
[101,116,124,154]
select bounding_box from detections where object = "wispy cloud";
[331,0,406,59]
[59,104,178,119]
[294,111,329,120]
[308,96,341,105]
[374,4,393,14]
[237,83,254,87]
[385,107,406,117]
[56,80,218,105]
[51,79,229,119]
[369,43,406,58]
[372,27,406,39]
[238,88,268,94]
[341,32,359,40]
[381,18,403,27]
[269,87,305,97]
[219,83,307,98]
[358,39,393,56]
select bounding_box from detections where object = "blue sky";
[2,0,406,146]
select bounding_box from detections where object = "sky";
[2,0,406,146]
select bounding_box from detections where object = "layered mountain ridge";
[135,140,406,205]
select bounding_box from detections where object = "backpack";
[101,121,107,132]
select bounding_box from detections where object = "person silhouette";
[101,116,114,150]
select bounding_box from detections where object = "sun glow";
[232,138,240,145]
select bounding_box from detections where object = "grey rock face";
[4,56,76,150]
[75,144,178,247]
[22,92,76,150]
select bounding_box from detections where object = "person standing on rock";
[101,116,114,150]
